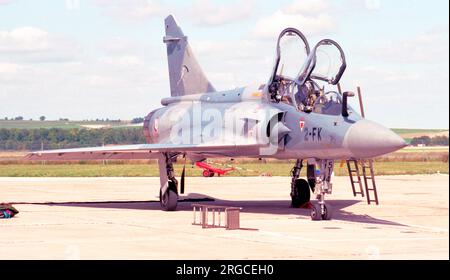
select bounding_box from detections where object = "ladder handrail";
[361,159,379,205]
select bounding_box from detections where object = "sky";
[0,0,448,128]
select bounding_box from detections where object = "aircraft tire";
[160,183,178,211]
[291,179,310,208]
[322,204,332,220]
[310,203,322,221]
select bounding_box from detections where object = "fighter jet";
[26,15,407,220]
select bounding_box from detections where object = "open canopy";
[297,39,347,86]
[269,28,311,83]
[266,28,350,116]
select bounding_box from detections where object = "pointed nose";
[344,120,407,158]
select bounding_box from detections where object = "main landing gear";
[158,153,179,211]
[290,159,334,221]
[290,160,310,208]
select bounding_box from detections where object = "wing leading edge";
[24,143,262,161]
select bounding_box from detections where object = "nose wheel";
[310,202,332,221]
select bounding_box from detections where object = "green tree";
[131,117,145,124]
[411,136,431,146]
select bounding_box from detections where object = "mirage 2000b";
[26,15,406,220]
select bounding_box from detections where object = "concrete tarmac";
[0,175,448,260]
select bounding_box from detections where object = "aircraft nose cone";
[345,120,407,158]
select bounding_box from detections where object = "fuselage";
[143,85,406,160]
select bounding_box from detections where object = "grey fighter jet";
[26,15,407,220]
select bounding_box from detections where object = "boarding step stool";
[346,159,379,205]
[192,204,242,230]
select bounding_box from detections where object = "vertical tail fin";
[164,15,215,97]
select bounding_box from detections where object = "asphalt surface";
[0,175,448,259]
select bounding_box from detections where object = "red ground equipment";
[195,162,235,177]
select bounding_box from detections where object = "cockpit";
[267,28,352,117]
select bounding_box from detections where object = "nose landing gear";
[310,160,334,221]
[290,159,335,220]
[311,198,333,221]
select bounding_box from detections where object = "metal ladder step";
[347,159,379,204]
[346,160,365,198]
[361,160,379,205]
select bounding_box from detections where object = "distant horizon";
[0,118,448,131]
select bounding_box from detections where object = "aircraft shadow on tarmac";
[20,193,406,227]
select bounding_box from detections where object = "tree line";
[0,128,146,151]
[410,135,449,147]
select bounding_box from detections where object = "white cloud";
[253,11,335,40]
[364,0,382,11]
[338,0,382,12]
[252,0,335,40]
[65,0,81,11]
[0,62,26,84]
[92,0,255,26]
[85,74,119,87]
[281,0,329,16]
[98,55,143,67]
[190,0,255,26]
[0,27,81,63]
[0,0,15,5]
[0,24,166,120]
[370,27,449,64]
[99,37,140,55]
[192,39,267,61]
[91,0,165,22]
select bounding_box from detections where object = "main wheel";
[209,172,215,177]
[322,204,332,220]
[160,182,178,211]
[310,203,322,221]
[291,179,311,208]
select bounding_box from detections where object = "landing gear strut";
[158,153,179,211]
[310,160,334,221]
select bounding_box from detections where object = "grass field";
[0,147,447,177]
[0,120,138,130]
[392,128,448,135]
[0,161,447,177]
[395,146,449,153]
